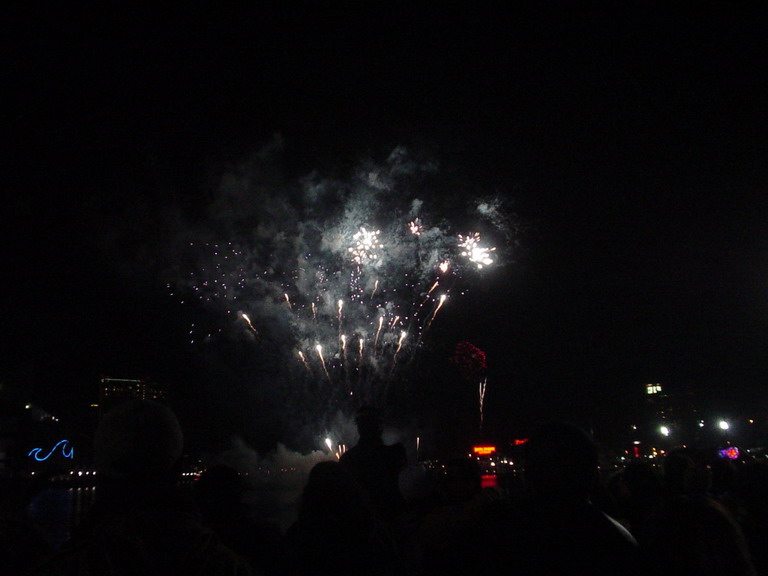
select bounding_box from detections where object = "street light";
[659,425,671,437]
[718,420,730,431]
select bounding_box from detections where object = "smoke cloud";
[162,142,514,450]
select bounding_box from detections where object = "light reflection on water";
[23,481,302,549]
[26,486,97,548]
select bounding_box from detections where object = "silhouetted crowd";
[3,400,768,575]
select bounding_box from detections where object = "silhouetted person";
[338,406,407,520]
[194,464,282,575]
[35,400,254,575]
[611,460,665,548]
[417,458,504,576]
[484,421,640,575]
[643,494,757,576]
[663,450,705,500]
[282,461,397,576]
[735,460,768,575]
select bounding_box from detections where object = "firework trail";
[424,294,447,334]
[169,147,510,419]
[452,341,489,433]
[373,314,385,353]
[390,330,408,377]
[241,313,258,333]
[479,377,487,432]
[315,344,331,382]
[298,351,310,372]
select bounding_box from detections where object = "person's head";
[298,461,372,527]
[663,450,698,497]
[94,400,183,486]
[354,405,383,442]
[523,421,599,502]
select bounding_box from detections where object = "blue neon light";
[28,439,74,461]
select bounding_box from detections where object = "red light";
[513,439,529,446]
[481,474,498,488]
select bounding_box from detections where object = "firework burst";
[458,232,496,269]
[169,149,511,417]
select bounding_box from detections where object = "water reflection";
[26,486,96,548]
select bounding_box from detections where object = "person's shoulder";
[385,442,407,462]
[600,510,639,548]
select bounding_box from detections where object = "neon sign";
[473,446,496,455]
[28,440,74,462]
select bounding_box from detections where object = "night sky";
[5,3,768,453]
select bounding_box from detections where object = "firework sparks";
[324,437,337,459]
[458,233,496,269]
[408,218,423,236]
[439,260,450,274]
[284,293,293,309]
[370,279,379,300]
[349,227,383,265]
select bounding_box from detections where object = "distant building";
[643,382,699,447]
[96,377,169,420]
